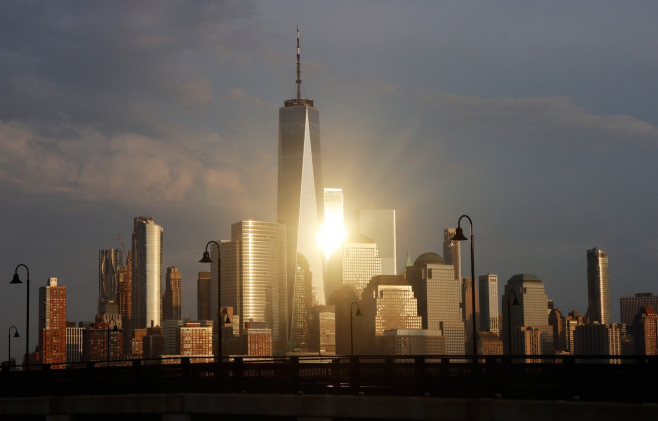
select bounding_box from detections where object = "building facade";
[131,216,163,329]
[38,277,67,366]
[587,247,610,325]
[326,233,382,301]
[479,274,500,334]
[197,271,211,321]
[220,221,288,352]
[163,266,182,322]
[277,28,325,306]
[620,293,658,328]
[98,249,122,314]
[359,210,397,276]
[443,228,461,283]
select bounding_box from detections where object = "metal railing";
[2,354,657,402]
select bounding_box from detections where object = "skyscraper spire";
[296,25,302,100]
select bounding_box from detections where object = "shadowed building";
[359,210,397,276]
[620,293,658,329]
[633,306,658,355]
[98,249,121,314]
[197,271,211,321]
[503,274,553,355]
[163,267,182,322]
[277,27,325,306]
[587,247,610,325]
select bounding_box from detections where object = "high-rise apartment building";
[479,274,499,334]
[197,271,211,321]
[502,274,552,355]
[359,210,397,276]
[620,293,658,328]
[179,322,213,356]
[587,247,610,325]
[443,228,461,282]
[163,267,181,322]
[131,216,163,329]
[407,252,465,355]
[98,249,121,314]
[117,251,132,341]
[220,221,288,352]
[39,277,67,366]
[633,306,658,355]
[326,233,382,301]
[277,27,325,305]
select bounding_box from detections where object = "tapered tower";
[277,26,325,305]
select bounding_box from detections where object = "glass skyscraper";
[131,216,163,329]
[98,249,122,313]
[277,28,325,305]
[220,221,288,352]
[587,247,610,325]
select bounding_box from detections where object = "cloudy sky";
[2,1,657,356]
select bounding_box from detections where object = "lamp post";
[8,326,19,367]
[107,318,118,367]
[199,241,222,362]
[506,290,519,356]
[10,264,30,369]
[451,215,477,360]
[350,302,361,356]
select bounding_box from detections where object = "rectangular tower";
[131,216,163,329]
[197,271,211,321]
[359,209,397,275]
[479,274,499,333]
[163,266,182,322]
[39,277,67,366]
[587,247,610,324]
[443,228,461,282]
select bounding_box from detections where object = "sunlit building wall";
[131,216,163,329]
[359,210,397,276]
[220,221,288,352]
[66,325,84,364]
[39,277,67,365]
[479,274,500,334]
[326,233,382,301]
[587,247,610,325]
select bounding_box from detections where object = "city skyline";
[2,1,658,356]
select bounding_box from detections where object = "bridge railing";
[2,354,657,402]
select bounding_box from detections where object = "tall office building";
[321,188,346,259]
[574,323,623,363]
[98,249,122,313]
[443,228,461,282]
[117,251,132,337]
[38,277,67,365]
[502,274,552,355]
[479,274,499,334]
[65,324,84,364]
[325,232,382,301]
[163,267,181,322]
[620,293,658,328]
[197,271,211,321]
[131,216,163,329]
[633,306,658,355]
[587,247,610,325]
[407,252,465,355]
[359,210,397,275]
[277,27,325,305]
[179,322,213,356]
[220,221,288,352]
[290,253,313,350]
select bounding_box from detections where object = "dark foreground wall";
[1,393,657,421]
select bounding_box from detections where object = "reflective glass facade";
[131,216,163,329]
[98,249,121,313]
[278,104,325,305]
[587,247,610,325]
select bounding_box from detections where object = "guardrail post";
[350,356,360,395]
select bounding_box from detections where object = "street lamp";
[200,241,222,361]
[451,215,477,360]
[107,318,118,366]
[8,326,19,367]
[506,290,519,356]
[10,264,30,369]
[350,302,361,356]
